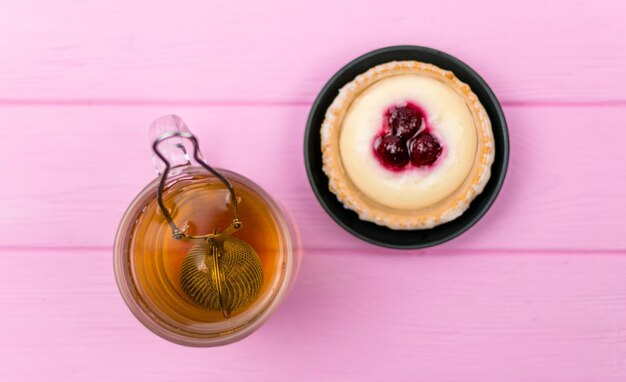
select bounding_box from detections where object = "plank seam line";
[0,99,311,107]
[0,246,624,255]
[1,99,626,108]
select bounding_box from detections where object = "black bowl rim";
[304,45,510,249]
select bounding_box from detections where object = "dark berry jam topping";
[372,102,443,171]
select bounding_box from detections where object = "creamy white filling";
[339,74,478,210]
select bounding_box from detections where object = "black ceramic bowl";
[304,46,509,249]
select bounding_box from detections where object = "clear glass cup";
[114,115,299,346]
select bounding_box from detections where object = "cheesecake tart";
[321,60,495,230]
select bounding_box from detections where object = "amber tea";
[127,170,288,332]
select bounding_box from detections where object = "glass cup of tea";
[114,115,299,346]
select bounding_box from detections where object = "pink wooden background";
[1,1,626,381]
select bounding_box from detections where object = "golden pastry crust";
[321,61,495,230]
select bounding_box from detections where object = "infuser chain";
[152,131,242,240]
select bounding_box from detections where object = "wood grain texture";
[0,0,625,104]
[1,104,624,251]
[1,248,626,381]
[2,0,626,380]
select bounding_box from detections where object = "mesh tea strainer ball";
[180,237,263,316]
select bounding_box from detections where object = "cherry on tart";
[409,132,442,167]
[388,105,422,139]
[321,60,495,230]
[375,134,410,169]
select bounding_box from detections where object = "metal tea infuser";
[115,114,298,346]
[153,131,263,318]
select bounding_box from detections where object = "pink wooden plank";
[1,0,625,104]
[1,248,626,381]
[0,104,624,251]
